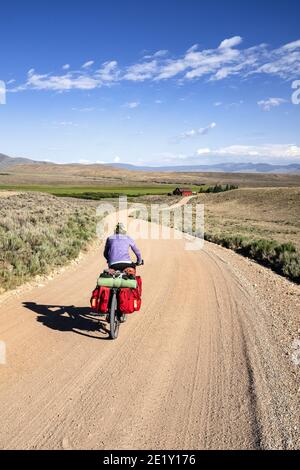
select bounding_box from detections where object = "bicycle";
[96,261,144,340]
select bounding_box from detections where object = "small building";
[173,188,193,197]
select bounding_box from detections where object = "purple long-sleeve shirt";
[103,234,142,266]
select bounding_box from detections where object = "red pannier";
[133,276,142,312]
[119,288,135,314]
[90,286,110,313]
[119,276,143,314]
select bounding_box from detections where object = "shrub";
[0,193,97,292]
[199,184,238,194]
[204,232,299,283]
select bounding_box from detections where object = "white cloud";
[180,122,216,139]
[205,144,300,159]
[281,39,300,51]
[25,71,100,91]
[219,36,243,49]
[114,156,120,163]
[62,64,70,70]
[228,100,244,107]
[257,97,287,111]
[144,50,169,59]
[154,50,168,57]
[197,148,211,155]
[13,61,120,92]
[149,144,300,166]
[96,61,119,82]
[10,37,300,93]
[53,121,78,127]
[187,44,199,53]
[252,40,300,79]
[82,60,95,69]
[124,101,140,109]
[123,60,158,81]
[214,101,223,106]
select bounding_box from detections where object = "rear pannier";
[119,288,135,314]
[119,276,143,314]
[90,286,111,313]
[133,276,142,312]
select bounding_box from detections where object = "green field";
[0,184,199,199]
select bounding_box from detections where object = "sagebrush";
[0,193,97,292]
[204,233,300,282]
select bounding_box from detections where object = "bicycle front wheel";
[109,291,120,340]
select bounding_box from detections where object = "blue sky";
[0,0,300,166]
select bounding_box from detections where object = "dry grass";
[133,188,300,281]
[1,163,300,188]
[192,187,300,249]
[130,194,180,205]
[0,190,21,198]
[190,187,300,282]
[0,193,97,292]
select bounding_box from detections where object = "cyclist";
[104,222,143,271]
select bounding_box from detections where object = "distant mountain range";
[108,162,300,174]
[1,152,300,174]
[0,153,38,169]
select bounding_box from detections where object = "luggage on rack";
[92,270,142,315]
[119,276,143,314]
[90,286,111,313]
[97,276,137,289]
[119,288,135,314]
[133,276,142,312]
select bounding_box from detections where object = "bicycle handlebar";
[135,260,144,267]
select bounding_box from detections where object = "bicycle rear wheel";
[109,291,120,340]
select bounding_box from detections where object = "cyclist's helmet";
[115,222,127,234]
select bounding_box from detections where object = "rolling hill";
[0,153,39,169]
[1,152,300,174]
[109,162,300,174]
[1,152,300,188]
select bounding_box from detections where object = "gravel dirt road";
[0,203,299,450]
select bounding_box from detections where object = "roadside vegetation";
[204,234,300,282]
[134,187,300,283]
[198,184,238,193]
[0,192,97,292]
[192,187,300,282]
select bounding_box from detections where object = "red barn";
[173,188,193,197]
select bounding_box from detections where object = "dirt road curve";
[0,206,298,450]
